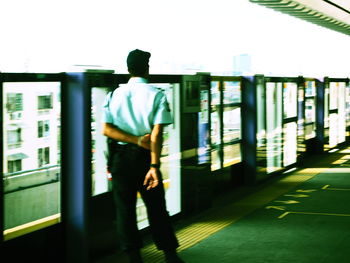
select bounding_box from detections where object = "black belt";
[114,143,146,152]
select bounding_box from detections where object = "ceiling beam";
[250,0,350,36]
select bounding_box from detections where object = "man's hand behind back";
[138,134,151,149]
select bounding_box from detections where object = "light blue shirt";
[102,77,173,138]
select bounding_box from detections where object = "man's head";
[127,49,151,77]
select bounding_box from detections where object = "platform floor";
[96,146,350,263]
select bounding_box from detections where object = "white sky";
[1,0,350,77]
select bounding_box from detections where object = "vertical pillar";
[315,78,325,153]
[61,73,91,263]
[347,78,350,143]
[242,76,257,185]
[0,74,4,246]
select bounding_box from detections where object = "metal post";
[242,76,257,185]
[61,72,91,263]
[316,78,325,153]
[0,73,4,246]
[347,78,350,143]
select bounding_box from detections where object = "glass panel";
[297,84,305,153]
[305,94,317,141]
[283,82,297,119]
[91,87,111,196]
[324,84,330,128]
[198,89,210,164]
[304,80,316,140]
[223,81,241,104]
[3,82,61,235]
[346,83,350,127]
[159,83,181,218]
[223,107,241,167]
[337,82,346,144]
[210,81,221,171]
[223,107,241,143]
[305,99,316,124]
[326,82,346,148]
[305,123,316,140]
[283,122,297,166]
[329,113,338,148]
[305,80,316,97]
[329,82,338,110]
[266,82,283,173]
[223,143,241,167]
[222,81,241,167]
[256,80,266,168]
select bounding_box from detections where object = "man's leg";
[111,176,142,250]
[140,178,184,262]
[111,151,143,262]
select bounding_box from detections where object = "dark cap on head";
[127,49,151,74]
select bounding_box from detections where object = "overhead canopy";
[250,0,350,36]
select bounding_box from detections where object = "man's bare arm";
[102,122,150,149]
[150,124,163,166]
[144,124,163,190]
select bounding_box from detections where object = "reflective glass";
[329,113,338,148]
[329,82,338,110]
[327,82,346,148]
[210,81,221,171]
[256,80,266,151]
[223,107,241,167]
[91,87,111,196]
[305,123,316,140]
[198,89,210,164]
[305,99,316,123]
[305,81,316,97]
[223,81,241,104]
[346,83,350,127]
[223,141,241,168]
[324,86,330,128]
[222,81,241,167]
[266,82,283,173]
[223,107,241,143]
[256,80,266,167]
[337,82,346,144]
[304,80,316,140]
[283,82,297,119]
[283,122,297,166]
[297,85,305,153]
[156,83,181,220]
[3,82,61,237]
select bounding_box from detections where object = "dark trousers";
[110,144,179,251]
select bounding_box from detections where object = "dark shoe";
[164,250,185,263]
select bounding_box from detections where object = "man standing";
[102,49,184,263]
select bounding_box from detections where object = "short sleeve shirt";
[102,77,173,137]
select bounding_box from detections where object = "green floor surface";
[179,166,350,263]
